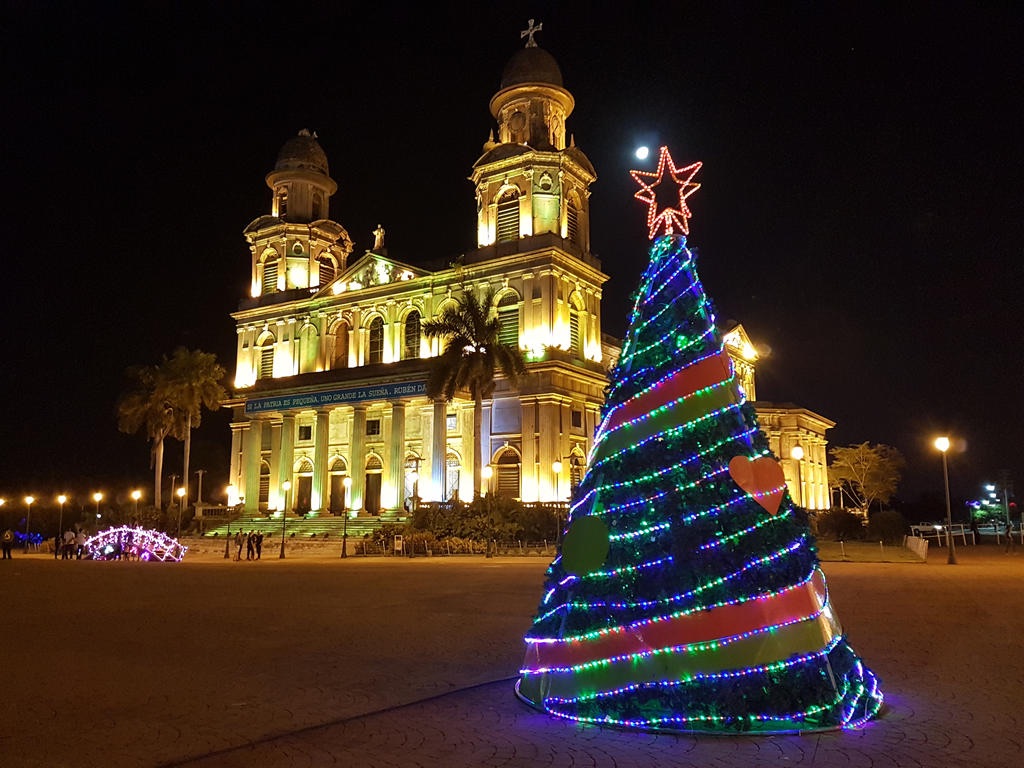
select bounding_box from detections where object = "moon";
[635,146,650,160]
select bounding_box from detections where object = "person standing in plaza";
[246,530,255,560]
[2,528,13,558]
[255,530,263,560]
[63,529,75,559]
[1005,520,1017,554]
[234,530,243,561]
[75,529,86,559]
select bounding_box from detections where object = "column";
[242,419,262,515]
[229,421,243,491]
[537,398,560,500]
[388,401,406,514]
[351,405,367,513]
[312,408,330,512]
[521,398,538,501]
[481,400,493,477]
[269,420,282,508]
[431,399,446,502]
[540,269,554,342]
[278,414,295,511]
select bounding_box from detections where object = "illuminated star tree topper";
[630,145,702,239]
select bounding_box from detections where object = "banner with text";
[245,381,427,414]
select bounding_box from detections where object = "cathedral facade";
[225,31,832,519]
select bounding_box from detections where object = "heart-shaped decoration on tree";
[728,455,787,515]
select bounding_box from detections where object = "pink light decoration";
[630,145,702,239]
[84,526,188,562]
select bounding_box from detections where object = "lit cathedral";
[225,27,832,522]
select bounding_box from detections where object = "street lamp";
[93,492,103,534]
[790,444,805,507]
[24,496,35,553]
[55,494,67,559]
[131,490,141,520]
[224,485,235,559]
[935,436,957,565]
[279,481,291,559]
[341,475,352,559]
[482,465,493,497]
[552,460,563,501]
[176,486,186,538]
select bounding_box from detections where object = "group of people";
[54,528,89,559]
[234,529,264,560]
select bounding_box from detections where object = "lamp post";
[935,436,957,565]
[195,469,205,507]
[224,485,235,559]
[93,492,103,525]
[55,494,67,559]
[131,489,141,521]
[279,481,291,559]
[24,496,35,553]
[552,461,564,542]
[482,465,493,497]
[176,486,186,538]
[341,475,352,558]
[790,444,805,507]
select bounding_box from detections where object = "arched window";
[402,310,421,360]
[404,454,423,511]
[566,196,580,243]
[496,189,520,243]
[258,461,271,507]
[444,451,461,501]
[497,292,519,348]
[367,317,384,364]
[569,294,585,358]
[294,458,313,513]
[569,452,585,493]
[275,188,288,218]
[312,192,324,219]
[329,457,348,514]
[262,257,279,295]
[317,256,334,286]
[365,454,383,514]
[333,321,349,368]
[299,325,318,374]
[495,447,521,499]
[257,335,275,380]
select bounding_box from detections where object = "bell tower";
[470,22,596,256]
[242,129,353,299]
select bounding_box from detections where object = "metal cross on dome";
[521,18,542,47]
[630,145,702,239]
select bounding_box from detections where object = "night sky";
[2,1,1021,512]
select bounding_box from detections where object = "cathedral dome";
[500,46,563,88]
[274,129,329,176]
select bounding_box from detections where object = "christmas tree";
[516,146,883,733]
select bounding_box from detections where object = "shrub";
[816,510,865,541]
[867,510,908,544]
[371,523,407,548]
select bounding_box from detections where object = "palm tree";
[422,287,527,500]
[118,349,226,518]
[162,348,227,520]
[117,364,176,509]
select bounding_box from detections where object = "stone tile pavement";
[1,542,1021,767]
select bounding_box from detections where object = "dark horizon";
[2,2,1020,513]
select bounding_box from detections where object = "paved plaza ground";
[1,540,1021,768]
